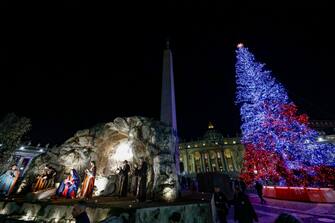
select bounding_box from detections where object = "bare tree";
[0,113,31,172]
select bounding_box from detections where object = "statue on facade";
[0,165,20,196]
[79,161,96,198]
[56,169,80,199]
[118,160,130,197]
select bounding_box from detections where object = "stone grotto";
[17,116,179,202]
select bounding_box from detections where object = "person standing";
[234,186,258,223]
[72,201,90,223]
[79,161,96,199]
[131,164,140,196]
[119,160,130,197]
[255,181,266,204]
[239,178,247,193]
[274,213,301,223]
[137,158,147,202]
[169,212,181,223]
[213,186,229,223]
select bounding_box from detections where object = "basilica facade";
[178,122,245,177]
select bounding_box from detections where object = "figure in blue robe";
[0,165,20,196]
[56,169,80,199]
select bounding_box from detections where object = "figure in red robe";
[79,161,96,199]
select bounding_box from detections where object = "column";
[232,148,238,171]
[214,151,219,172]
[17,157,24,170]
[222,150,229,172]
[200,152,206,173]
[184,150,189,173]
[206,153,212,172]
[191,153,196,173]
[22,158,33,176]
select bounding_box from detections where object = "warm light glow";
[162,187,176,202]
[114,141,133,162]
[237,43,244,48]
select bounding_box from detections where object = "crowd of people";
[212,179,302,223]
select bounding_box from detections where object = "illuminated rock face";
[20,117,179,201]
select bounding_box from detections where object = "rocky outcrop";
[19,117,179,201]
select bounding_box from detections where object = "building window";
[224,150,234,171]
[210,151,217,172]
[194,152,201,173]
[217,152,223,170]
[204,153,209,172]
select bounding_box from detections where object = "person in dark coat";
[255,181,266,204]
[119,160,130,197]
[169,212,181,223]
[274,213,301,223]
[136,158,147,202]
[131,164,140,196]
[72,201,90,223]
[239,178,247,193]
[234,186,258,223]
[213,186,229,223]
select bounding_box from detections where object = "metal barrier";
[263,186,335,203]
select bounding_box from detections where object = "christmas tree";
[235,43,335,186]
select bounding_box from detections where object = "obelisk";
[160,40,180,174]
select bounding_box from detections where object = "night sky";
[1,3,334,145]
